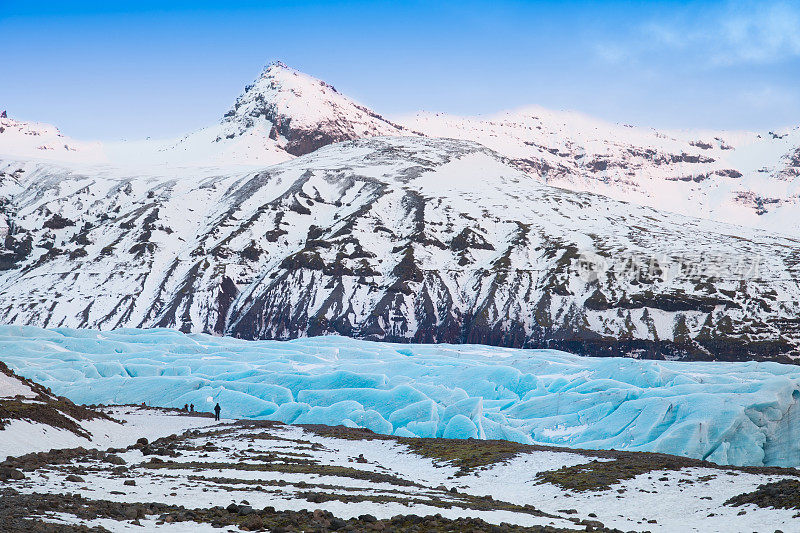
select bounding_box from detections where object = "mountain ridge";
[1,62,799,362]
[0,136,798,362]
[2,61,798,235]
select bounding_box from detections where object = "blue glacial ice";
[1,325,800,467]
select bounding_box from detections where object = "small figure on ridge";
[214,403,221,421]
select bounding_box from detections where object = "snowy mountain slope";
[0,404,216,463]
[401,109,800,237]
[0,367,35,400]
[0,137,798,361]
[1,358,110,449]
[0,114,105,164]
[2,62,798,238]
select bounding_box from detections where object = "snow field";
[8,421,798,532]
[0,405,221,461]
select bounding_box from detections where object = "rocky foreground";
[1,410,800,533]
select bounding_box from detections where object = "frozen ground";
[0,406,221,462]
[2,326,800,468]
[2,420,798,532]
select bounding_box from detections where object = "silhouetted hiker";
[214,403,221,421]
[190,404,194,412]
[183,404,188,411]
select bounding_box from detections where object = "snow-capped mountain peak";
[217,61,414,156]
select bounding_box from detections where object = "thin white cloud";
[597,0,800,67]
[593,43,631,65]
[737,85,798,109]
[712,1,800,64]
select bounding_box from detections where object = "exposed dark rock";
[725,479,800,510]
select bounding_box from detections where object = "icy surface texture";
[2,326,799,467]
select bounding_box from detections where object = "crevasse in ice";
[2,326,799,467]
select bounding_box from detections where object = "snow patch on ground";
[0,372,35,398]
[0,406,220,461]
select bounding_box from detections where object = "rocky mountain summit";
[218,61,414,156]
[161,61,417,166]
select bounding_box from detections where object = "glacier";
[1,325,799,468]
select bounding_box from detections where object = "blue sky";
[2,0,799,140]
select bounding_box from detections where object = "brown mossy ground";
[0,489,608,533]
[300,423,531,476]
[0,361,114,437]
[534,455,693,492]
[402,438,532,477]
[141,458,423,487]
[535,453,800,493]
[0,399,112,438]
[294,488,550,517]
[297,421,800,489]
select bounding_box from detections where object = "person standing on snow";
[214,403,221,421]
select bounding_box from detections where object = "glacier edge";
[1,325,799,468]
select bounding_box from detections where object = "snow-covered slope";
[0,370,36,400]
[0,137,798,362]
[0,360,217,461]
[402,109,800,236]
[2,63,798,237]
[0,114,104,164]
